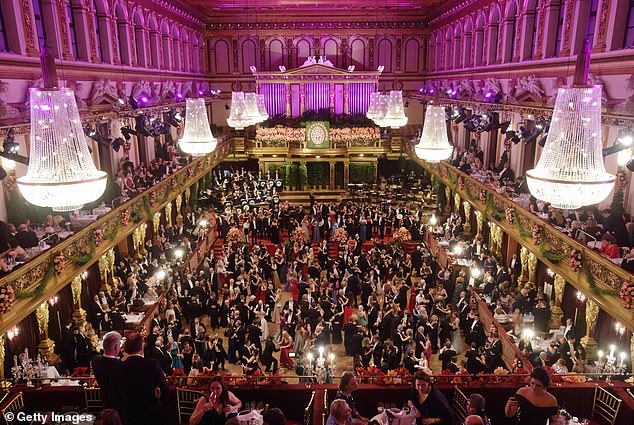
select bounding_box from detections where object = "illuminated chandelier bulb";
[414,105,454,162]
[178,98,217,156]
[372,94,390,127]
[17,88,107,211]
[525,42,614,209]
[227,91,251,130]
[381,90,408,129]
[256,94,269,122]
[244,92,262,125]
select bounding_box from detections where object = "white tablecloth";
[70,214,98,229]
[92,206,112,216]
[125,313,144,325]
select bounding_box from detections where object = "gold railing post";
[36,303,56,364]
[71,275,86,324]
[550,274,565,328]
[581,299,599,360]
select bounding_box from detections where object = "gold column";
[299,84,306,115]
[527,252,537,284]
[153,211,161,234]
[454,193,461,214]
[445,186,451,209]
[0,334,4,380]
[519,246,529,283]
[581,299,599,360]
[475,211,484,239]
[175,194,183,226]
[550,274,565,328]
[71,275,86,324]
[489,222,497,254]
[36,303,56,364]
[462,201,471,233]
[343,162,349,188]
[165,202,173,228]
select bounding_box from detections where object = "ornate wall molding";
[206,21,426,31]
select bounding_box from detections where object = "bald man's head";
[465,415,484,425]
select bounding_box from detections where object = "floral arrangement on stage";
[54,254,65,275]
[479,190,487,203]
[71,367,91,378]
[94,229,104,246]
[619,280,634,309]
[355,366,385,384]
[391,227,412,244]
[384,368,413,384]
[225,227,243,246]
[561,373,586,383]
[331,228,349,244]
[256,127,305,146]
[290,227,309,246]
[568,249,582,272]
[505,208,515,224]
[532,225,542,245]
[121,209,130,226]
[330,127,380,146]
[0,284,15,313]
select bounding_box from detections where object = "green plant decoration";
[582,257,619,295]
[280,164,287,185]
[15,262,55,300]
[268,163,277,179]
[298,163,308,190]
[189,182,199,207]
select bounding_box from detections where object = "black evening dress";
[514,393,558,425]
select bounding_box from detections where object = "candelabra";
[594,345,627,382]
[11,349,49,386]
[305,349,335,384]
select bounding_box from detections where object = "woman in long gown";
[330,300,344,344]
[450,312,465,353]
[312,218,321,244]
[270,220,280,244]
[279,331,294,368]
[169,336,183,370]
[293,324,306,355]
[505,367,559,425]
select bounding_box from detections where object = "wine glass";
[377,402,384,413]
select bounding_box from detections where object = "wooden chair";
[591,386,622,425]
[452,386,469,424]
[177,388,205,425]
[1,392,24,422]
[84,387,102,413]
[303,390,315,425]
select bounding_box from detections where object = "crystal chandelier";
[256,94,269,122]
[18,86,107,211]
[372,94,390,127]
[227,91,251,130]
[244,92,263,125]
[414,105,454,162]
[381,90,408,129]
[366,92,381,120]
[178,98,217,156]
[525,42,614,210]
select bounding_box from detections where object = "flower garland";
[441,167,448,179]
[505,208,515,225]
[532,225,542,245]
[514,214,533,238]
[149,192,157,207]
[94,229,104,246]
[568,249,582,272]
[171,179,178,191]
[620,280,634,309]
[54,254,65,275]
[458,176,464,191]
[616,169,627,188]
[167,369,186,386]
[0,284,15,313]
[479,190,487,203]
[121,209,130,226]
[582,258,619,295]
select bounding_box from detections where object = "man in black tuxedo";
[494,264,512,285]
[260,336,279,373]
[484,331,503,372]
[560,335,582,371]
[110,332,168,425]
[60,320,76,374]
[466,313,485,347]
[145,336,172,376]
[92,331,121,408]
[438,340,457,371]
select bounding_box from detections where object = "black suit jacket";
[92,355,121,408]
[110,355,168,425]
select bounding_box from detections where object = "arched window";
[487,7,500,64]
[474,14,486,66]
[554,0,566,55]
[161,21,171,69]
[527,0,540,59]
[115,5,130,65]
[148,17,159,68]
[32,0,47,50]
[585,0,599,44]
[624,0,634,48]
[92,1,102,61]
[171,26,181,71]
[503,1,518,63]
[132,12,145,67]
[66,1,79,59]
[0,4,8,52]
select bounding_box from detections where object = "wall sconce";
[48,296,59,307]
[576,291,586,302]
[7,326,19,340]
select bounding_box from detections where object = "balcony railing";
[409,148,634,332]
[0,141,233,335]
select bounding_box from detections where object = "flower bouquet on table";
[392,227,412,244]
[225,227,243,246]
[619,280,634,309]
[568,249,582,272]
[331,228,349,244]
[561,373,586,383]
[121,209,130,226]
[437,369,453,384]
[167,368,186,386]
[0,284,14,313]
[290,227,309,246]
[71,367,90,378]
[532,225,542,245]
[493,367,510,383]
[94,229,104,246]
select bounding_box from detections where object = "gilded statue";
[527,252,537,284]
[35,302,49,336]
[585,299,599,334]
[519,246,529,282]
[71,275,82,306]
[553,274,565,305]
